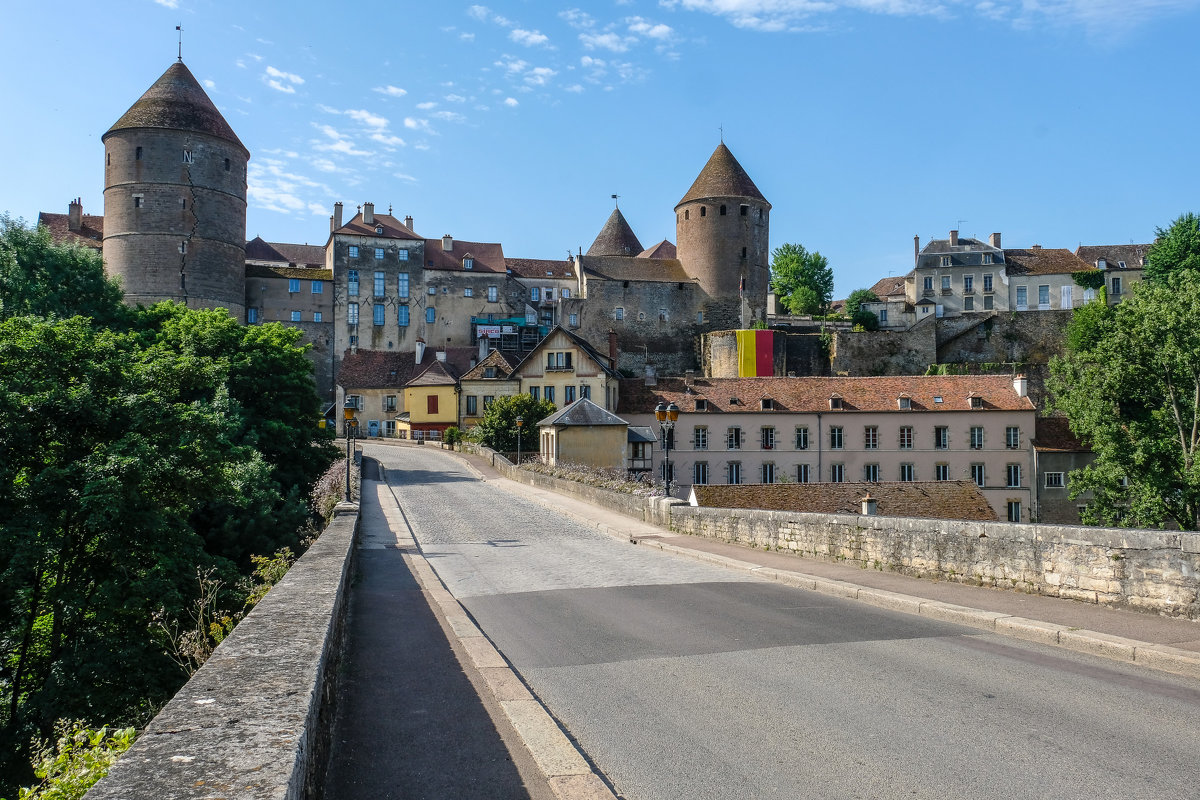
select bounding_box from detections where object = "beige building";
[458,349,519,428]
[537,398,629,469]
[619,373,1037,521]
[336,346,475,437]
[511,326,622,412]
[1075,244,1150,303]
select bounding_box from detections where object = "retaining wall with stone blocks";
[86,503,359,800]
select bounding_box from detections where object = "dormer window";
[375,226,383,235]
[829,395,843,410]
[1118,261,1127,269]
[941,256,951,267]
[695,398,708,411]
[970,395,983,409]
[464,257,474,270]
[729,397,739,406]
[983,253,993,264]
[760,398,774,410]
[898,395,912,410]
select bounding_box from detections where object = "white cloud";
[311,123,370,157]
[404,117,436,134]
[560,8,596,28]
[468,4,513,26]
[565,84,585,93]
[579,31,635,51]
[627,16,675,38]
[247,158,335,217]
[525,66,558,86]
[495,57,530,74]
[308,203,328,216]
[203,79,216,89]
[445,93,467,102]
[373,85,408,97]
[370,132,407,147]
[312,158,337,172]
[417,101,438,110]
[235,58,246,69]
[432,111,467,122]
[154,0,179,8]
[263,65,304,94]
[504,97,519,107]
[345,108,388,128]
[510,28,551,46]
[460,32,476,40]
[394,173,419,183]
[414,142,432,151]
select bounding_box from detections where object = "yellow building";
[402,360,459,441]
[537,398,629,469]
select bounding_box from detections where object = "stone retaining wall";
[86,501,360,800]
[670,506,1200,618]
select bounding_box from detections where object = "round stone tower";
[102,61,249,316]
[675,143,771,325]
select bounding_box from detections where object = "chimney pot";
[442,235,453,252]
[333,202,343,229]
[1013,374,1029,398]
[363,203,375,226]
[68,198,82,232]
[949,230,959,247]
[415,338,426,364]
[914,235,920,266]
[405,215,414,231]
[989,232,1001,249]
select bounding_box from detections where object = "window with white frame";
[898,426,913,449]
[348,245,359,258]
[348,302,359,325]
[761,427,775,449]
[970,426,985,449]
[290,310,301,322]
[1007,501,1022,522]
[531,287,540,301]
[488,286,498,302]
[864,463,879,482]
[797,464,811,483]
[375,247,384,260]
[726,427,741,449]
[941,256,951,267]
[1038,284,1050,308]
[1006,464,1021,488]
[983,273,993,292]
[466,396,478,416]
[693,426,708,450]
[348,270,359,296]
[864,426,878,449]
[983,253,993,265]
[1006,426,1020,449]
[795,426,809,449]
[289,278,300,292]
[374,271,385,297]
[761,462,776,484]
[830,463,845,482]
[899,463,915,482]
[971,463,986,487]
[373,304,385,326]
[398,249,409,261]
[464,287,473,297]
[1045,472,1065,488]
[829,426,843,449]
[694,461,709,485]
[727,462,742,485]
[935,426,949,449]
[935,463,949,481]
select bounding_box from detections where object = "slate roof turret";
[104,61,248,155]
[676,143,769,209]
[587,208,644,256]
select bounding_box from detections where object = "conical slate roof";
[676,143,769,209]
[104,61,248,155]
[586,208,644,257]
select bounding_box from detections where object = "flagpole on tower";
[177,25,183,61]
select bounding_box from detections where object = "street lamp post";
[655,401,680,496]
[343,400,358,502]
[515,415,524,466]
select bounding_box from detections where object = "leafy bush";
[14,723,135,800]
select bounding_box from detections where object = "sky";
[2,0,1198,298]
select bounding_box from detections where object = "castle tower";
[587,208,644,256]
[674,143,771,324]
[102,61,249,316]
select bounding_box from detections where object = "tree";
[1145,212,1200,285]
[769,243,833,316]
[845,288,880,330]
[0,216,125,325]
[478,394,557,455]
[1047,272,1200,529]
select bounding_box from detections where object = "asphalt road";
[374,444,1200,800]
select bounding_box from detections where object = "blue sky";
[3,0,1198,297]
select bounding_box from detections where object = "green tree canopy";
[1047,272,1200,529]
[845,288,880,330]
[1145,212,1200,285]
[478,393,557,456]
[769,243,833,316]
[0,215,125,325]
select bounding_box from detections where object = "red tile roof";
[1075,244,1151,269]
[337,346,477,389]
[459,348,517,380]
[335,212,422,240]
[618,375,1034,414]
[424,238,505,273]
[245,237,325,267]
[867,274,908,300]
[1004,247,1095,277]
[638,239,677,259]
[505,258,575,279]
[37,212,104,250]
[691,481,997,521]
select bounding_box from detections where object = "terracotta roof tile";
[618,375,1034,414]
[335,212,423,240]
[104,62,247,155]
[337,346,476,389]
[638,239,677,259]
[244,263,332,281]
[37,212,104,250]
[587,208,644,256]
[505,258,575,278]
[408,359,457,387]
[867,274,908,299]
[459,348,517,380]
[691,481,997,520]
[1004,247,1094,277]
[579,255,692,284]
[1075,244,1151,269]
[1032,417,1090,452]
[676,143,769,208]
[245,236,325,267]
[423,238,505,272]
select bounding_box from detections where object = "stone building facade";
[101,61,248,316]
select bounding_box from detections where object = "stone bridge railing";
[86,497,360,800]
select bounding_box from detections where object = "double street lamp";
[655,401,680,496]
[343,400,358,502]
[515,415,524,466]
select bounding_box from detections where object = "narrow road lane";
[373,444,1200,800]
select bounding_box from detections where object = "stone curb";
[402,552,618,800]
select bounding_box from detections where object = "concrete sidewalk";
[448,447,1200,679]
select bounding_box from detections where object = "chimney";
[436,350,447,363]
[607,328,618,371]
[415,337,426,364]
[949,230,959,247]
[478,335,489,362]
[329,215,336,233]
[333,202,343,229]
[404,215,414,231]
[684,370,695,387]
[68,198,82,232]
[989,232,1001,249]
[860,493,878,516]
[1013,374,1028,398]
[442,234,453,252]
[363,203,375,226]
[913,235,920,266]
[1031,244,1041,250]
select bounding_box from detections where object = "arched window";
[684,209,689,220]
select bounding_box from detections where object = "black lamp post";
[343,399,357,502]
[655,401,680,496]
[515,415,524,466]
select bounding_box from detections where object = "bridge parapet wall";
[86,501,360,800]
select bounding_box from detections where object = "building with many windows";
[619,373,1036,521]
